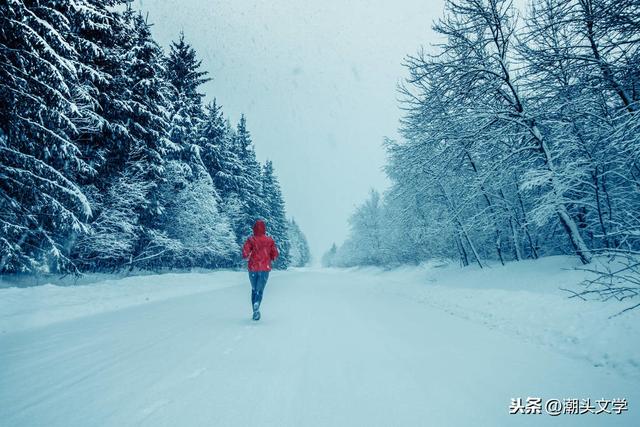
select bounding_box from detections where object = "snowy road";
[1,268,638,426]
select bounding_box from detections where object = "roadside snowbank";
[373,256,640,381]
[0,271,242,334]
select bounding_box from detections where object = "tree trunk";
[439,182,484,268]
[456,232,469,267]
[465,151,505,264]
[536,128,593,264]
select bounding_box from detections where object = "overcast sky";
[135,0,445,260]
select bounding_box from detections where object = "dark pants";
[249,271,269,307]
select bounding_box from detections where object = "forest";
[324,0,639,299]
[0,1,311,274]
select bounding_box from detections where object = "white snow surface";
[1,257,639,426]
[0,272,240,333]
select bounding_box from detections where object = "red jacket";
[242,220,279,272]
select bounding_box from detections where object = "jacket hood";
[253,220,266,236]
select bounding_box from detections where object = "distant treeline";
[324,0,639,268]
[0,1,311,273]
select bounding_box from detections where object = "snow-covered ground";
[0,271,241,333]
[1,258,639,426]
[369,256,640,382]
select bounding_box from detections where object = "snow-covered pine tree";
[164,32,210,152]
[122,12,173,225]
[158,160,238,268]
[321,243,338,268]
[164,32,210,113]
[0,0,94,273]
[261,160,290,269]
[157,32,238,268]
[58,0,146,271]
[71,168,152,271]
[197,100,244,199]
[287,218,311,267]
[63,0,137,179]
[227,115,267,245]
[1,3,293,273]
[72,11,174,270]
[162,33,211,174]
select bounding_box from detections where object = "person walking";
[242,219,279,321]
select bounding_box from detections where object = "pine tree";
[226,115,266,244]
[158,160,238,268]
[261,160,290,269]
[321,244,338,268]
[164,32,210,112]
[0,2,293,273]
[0,0,98,272]
[164,32,210,152]
[287,218,311,267]
[156,32,238,268]
[72,11,174,270]
[123,12,172,220]
[66,0,137,179]
[197,100,243,198]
